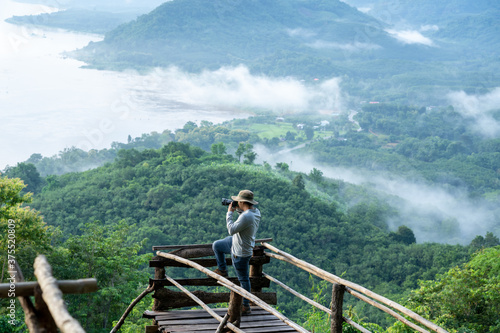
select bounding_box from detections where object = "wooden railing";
[120,239,450,333]
[260,241,449,333]
[0,255,98,333]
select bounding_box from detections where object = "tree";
[0,175,53,282]
[309,168,323,183]
[210,142,227,155]
[285,131,296,141]
[235,143,246,162]
[243,150,257,164]
[4,163,44,194]
[181,121,198,133]
[235,143,254,163]
[275,162,289,172]
[398,247,500,333]
[292,174,305,190]
[389,225,416,245]
[200,120,213,127]
[26,153,43,164]
[56,220,152,331]
[304,126,314,140]
[469,232,500,251]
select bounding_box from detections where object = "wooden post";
[215,313,230,333]
[34,285,58,333]
[226,291,242,331]
[152,265,165,311]
[249,247,264,293]
[13,260,44,333]
[331,283,345,333]
[33,255,86,333]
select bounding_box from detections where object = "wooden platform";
[144,307,299,332]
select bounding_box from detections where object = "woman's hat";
[231,190,258,205]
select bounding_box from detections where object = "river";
[0,0,247,169]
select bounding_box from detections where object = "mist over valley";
[2,0,500,246]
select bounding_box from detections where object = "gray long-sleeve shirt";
[226,208,261,257]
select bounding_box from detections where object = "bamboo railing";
[156,250,309,333]
[260,241,448,333]
[137,239,449,333]
[0,256,98,333]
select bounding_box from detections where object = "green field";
[239,122,335,141]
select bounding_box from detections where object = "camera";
[221,198,238,207]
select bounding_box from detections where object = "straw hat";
[231,190,258,205]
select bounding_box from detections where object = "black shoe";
[213,268,228,277]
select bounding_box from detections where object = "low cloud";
[135,65,345,113]
[356,7,372,14]
[286,28,316,39]
[306,40,381,51]
[385,29,434,46]
[254,146,499,245]
[420,24,439,32]
[447,87,500,138]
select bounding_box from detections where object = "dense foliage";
[15,141,485,330]
[398,246,500,333]
[303,104,500,197]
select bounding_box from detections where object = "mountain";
[12,0,166,12]
[75,0,434,73]
[6,9,138,34]
[72,0,500,104]
[343,0,500,56]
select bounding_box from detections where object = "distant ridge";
[75,0,431,75]
[72,0,500,104]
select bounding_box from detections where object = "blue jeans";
[213,236,252,307]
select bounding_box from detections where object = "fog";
[1,1,498,245]
[0,0,345,170]
[385,28,434,46]
[137,66,344,113]
[447,87,500,138]
[254,146,499,244]
[0,1,250,169]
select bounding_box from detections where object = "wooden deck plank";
[146,307,302,333]
[147,308,269,320]
[157,314,280,326]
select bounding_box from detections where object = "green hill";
[74,0,434,72]
[27,141,480,326]
[71,0,500,104]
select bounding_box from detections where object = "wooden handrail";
[156,251,309,333]
[153,238,273,250]
[263,273,371,333]
[261,242,448,333]
[345,287,430,333]
[33,255,86,333]
[164,275,245,333]
[0,279,98,298]
[264,272,330,313]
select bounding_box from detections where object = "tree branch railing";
[156,250,309,333]
[163,274,245,333]
[0,256,97,333]
[33,255,87,333]
[260,241,447,333]
[263,272,371,333]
